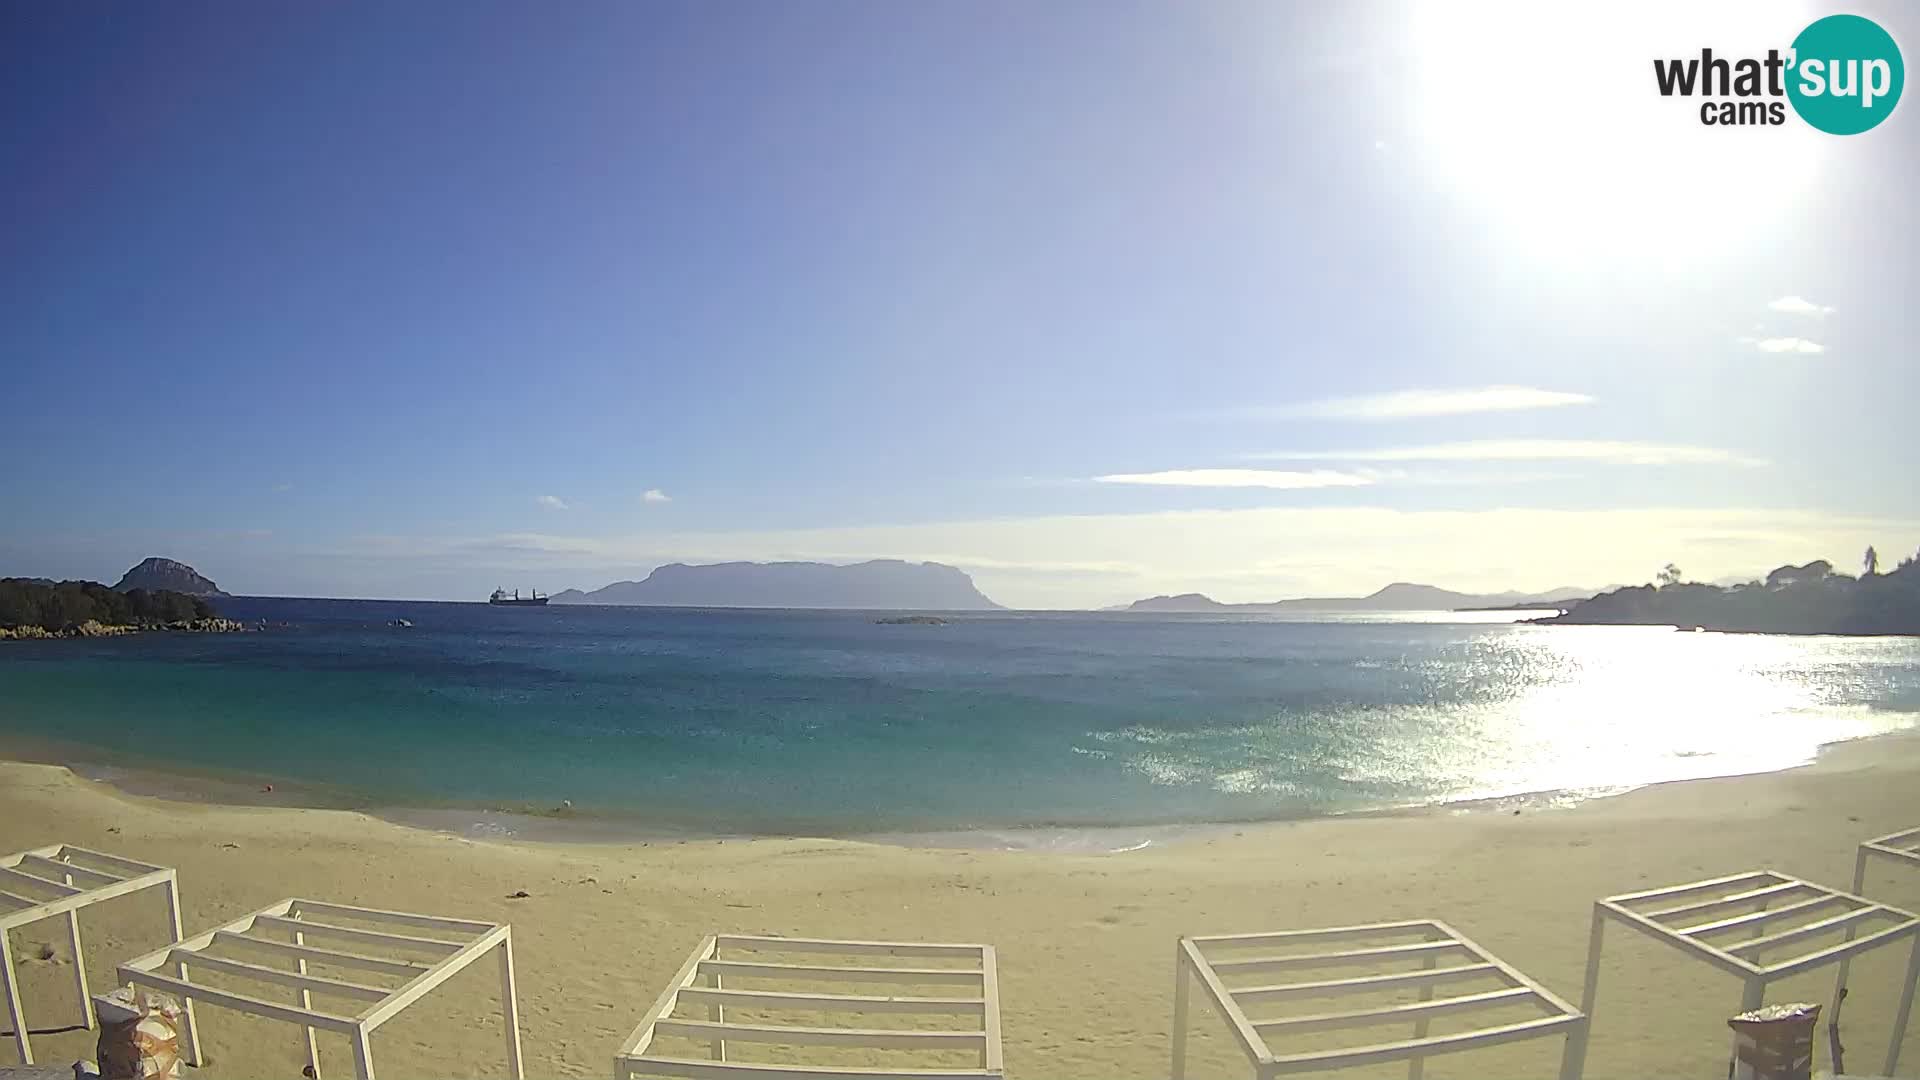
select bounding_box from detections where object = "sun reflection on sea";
[1412,627,1916,803]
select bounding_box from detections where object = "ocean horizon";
[2,596,1916,838]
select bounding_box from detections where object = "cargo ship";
[488,588,549,606]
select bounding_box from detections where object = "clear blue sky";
[3,1,1916,606]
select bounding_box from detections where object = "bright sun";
[1403,1,1830,266]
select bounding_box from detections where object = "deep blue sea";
[2,598,1918,835]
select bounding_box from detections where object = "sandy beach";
[4,738,1920,1080]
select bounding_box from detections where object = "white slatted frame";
[1,843,184,1067]
[117,897,523,1080]
[1172,919,1587,1080]
[1574,869,1920,1080]
[616,936,1001,1080]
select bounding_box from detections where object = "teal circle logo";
[1787,14,1903,134]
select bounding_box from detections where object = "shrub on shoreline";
[0,578,219,633]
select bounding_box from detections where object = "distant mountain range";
[114,557,227,597]
[552,560,1003,610]
[1125,582,1599,613]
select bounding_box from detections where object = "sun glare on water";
[1447,627,1910,800]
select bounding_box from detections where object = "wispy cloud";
[642,489,671,504]
[1738,336,1825,354]
[1767,295,1835,318]
[1247,439,1768,467]
[271,482,293,493]
[1094,469,1376,490]
[1253,386,1594,421]
[535,494,569,510]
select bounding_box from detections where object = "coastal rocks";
[0,617,250,641]
[160,618,249,634]
[874,615,949,625]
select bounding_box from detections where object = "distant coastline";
[1122,582,1599,614]
[553,559,1003,611]
[2,561,248,640]
[1534,555,1920,636]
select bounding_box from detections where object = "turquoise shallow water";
[1,598,1917,833]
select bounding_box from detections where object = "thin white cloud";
[642,489,671,504]
[1247,439,1768,467]
[1094,469,1375,490]
[535,494,569,511]
[1767,295,1835,317]
[1746,336,1825,354]
[1258,385,1594,421]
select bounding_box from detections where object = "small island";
[1534,548,1920,636]
[115,555,228,596]
[552,559,1003,611]
[874,614,950,625]
[1,557,246,639]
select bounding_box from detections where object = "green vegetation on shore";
[0,578,235,638]
[1538,547,1920,635]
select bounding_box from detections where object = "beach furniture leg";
[1408,949,1438,1080]
[1568,908,1606,1080]
[1171,941,1190,1080]
[1558,1015,1591,1080]
[1741,977,1765,1013]
[499,933,525,1080]
[65,909,93,1030]
[292,919,321,1078]
[2,927,32,1065]
[1884,931,1920,1076]
[163,881,203,1067]
[351,1025,377,1080]
[64,867,93,1030]
[1832,845,1872,1020]
[707,968,726,1061]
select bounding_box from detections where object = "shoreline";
[3,735,1919,1078]
[0,616,252,640]
[2,726,1912,853]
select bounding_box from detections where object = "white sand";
[3,736,1919,1079]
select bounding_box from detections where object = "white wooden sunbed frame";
[117,897,523,1080]
[1,843,185,1066]
[1574,869,1920,1078]
[1172,919,1588,1079]
[1833,827,1920,1068]
[614,934,1004,1080]
[1848,826,1920,894]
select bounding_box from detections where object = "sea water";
[0,598,1916,835]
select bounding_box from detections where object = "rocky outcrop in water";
[0,616,249,640]
[114,557,227,596]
